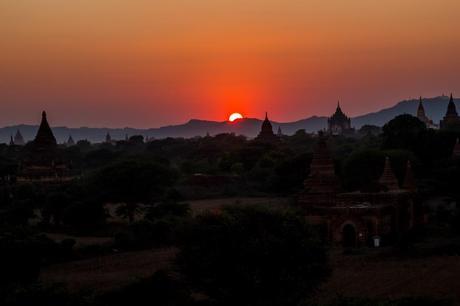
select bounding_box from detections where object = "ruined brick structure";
[299,136,422,247]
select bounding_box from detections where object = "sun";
[229,112,243,122]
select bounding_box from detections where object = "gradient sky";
[1,0,460,128]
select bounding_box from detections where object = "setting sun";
[229,113,243,122]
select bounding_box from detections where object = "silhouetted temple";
[17,111,76,182]
[327,102,354,135]
[13,130,25,145]
[440,94,460,129]
[255,113,279,143]
[416,97,436,129]
[299,136,422,247]
[379,157,400,191]
[66,135,75,146]
[301,134,340,205]
[277,126,283,137]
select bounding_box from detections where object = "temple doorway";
[342,224,357,247]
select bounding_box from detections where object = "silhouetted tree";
[177,206,329,306]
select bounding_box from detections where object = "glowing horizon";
[1,0,460,128]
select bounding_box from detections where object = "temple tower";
[106,132,112,143]
[379,157,400,191]
[440,94,460,129]
[67,135,75,146]
[303,134,340,195]
[14,130,25,145]
[33,111,57,150]
[416,97,435,128]
[277,126,283,137]
[255,112,278,142]
[327,101,353,135]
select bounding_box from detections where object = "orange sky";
[1,0,460,127]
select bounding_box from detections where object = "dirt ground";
[315,250,460,304]
[40,248,177,292]
[187,197,289,214]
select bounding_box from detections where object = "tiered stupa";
[416,97,435,128]
[18,111,76,182]
[67,135,75,146]
[327,101,353,135]
[440,94,460,129]
[255,113,279,143]
[14,130,25,145]
[379,157,400,191]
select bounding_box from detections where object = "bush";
[177,206,330,306]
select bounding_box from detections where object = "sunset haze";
[2,0,460,127]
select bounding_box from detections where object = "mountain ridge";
[1,95,458,143]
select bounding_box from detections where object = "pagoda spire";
[446,93,458,116]
[67,135,75,146]
[379,157,400,191]
[33,110,57,148]
[277,126,283,137]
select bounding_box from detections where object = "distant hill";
[352,95,456,127]
[0,95,458,143]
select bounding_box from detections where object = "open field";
[187,197,289,214]
[315,250,460,304]
[40,244,460,304]
[40,248,177,292]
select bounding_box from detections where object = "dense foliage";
[177,206,330,306]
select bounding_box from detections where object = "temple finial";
[265,112,268,120]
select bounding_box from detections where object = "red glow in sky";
[1,0,460,127]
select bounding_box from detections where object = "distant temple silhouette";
[106,132,112,143]
[13,130,25,145]
[255,113,279,143]
[327,102,354,135]
[299,136,423,247]
[66,135,75,146]
[440,94,460,129]
[416,97,436,129]
[277,126,283,137]
[17,111,77,182]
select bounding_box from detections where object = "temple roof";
[261,112,273,132]
[14,130,25,145]
[445,94,458,118]
[379,157,400,191]
[256,112,277,142]
[304,135,341,193]
[106,132,112,142]
[67,135,75,145]
[33,111,57,149]
[417,97,426,117]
